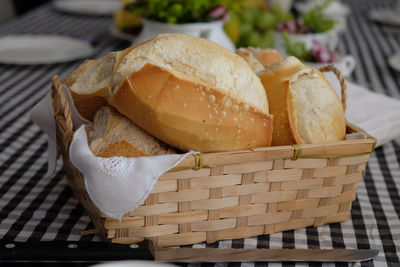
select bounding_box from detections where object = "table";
[0,1,399,266]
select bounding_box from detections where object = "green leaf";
[124,0,233,23]
[282,31,312,61]
[302,0,336,33]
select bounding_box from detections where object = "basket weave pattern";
[51,67,375,246]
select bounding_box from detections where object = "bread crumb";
[225,98,232,107]
[209,95,216,103]
[232,104,239,112]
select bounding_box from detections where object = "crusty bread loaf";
[259,57,346,146]
[108,33,273,152]
[63,59,109,121]
[87,106,177,157]
[237,47,283,72]
[63,59,95,88]
[63,53,116,121]
[64,47,138,121]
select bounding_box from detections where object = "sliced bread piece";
[87,106,177,158]
[63,45,144,121]
[66,53,118,121]
[63,59,95,88]
[259,57,346,146]
[237,47,283,72]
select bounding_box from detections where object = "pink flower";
[277,22,286,32]
[208,5,226,19]
[311,40,323,54]
[317,49,332,63]
[286,20,296,33]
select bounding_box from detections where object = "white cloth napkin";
[30,76,400,219]
[70,126,195,220]
[325,72,400,147]
[30,85,196,220]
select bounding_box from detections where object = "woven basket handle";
[51,75,74,146]
[319,65,347,112]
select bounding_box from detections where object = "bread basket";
[51,65,376,246]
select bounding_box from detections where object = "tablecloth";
[0,1,399,266]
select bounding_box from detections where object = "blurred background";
[1,1,400,266]
[0,0,399,75]
[0,0,50,24]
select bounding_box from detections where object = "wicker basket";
[51,66,376,247]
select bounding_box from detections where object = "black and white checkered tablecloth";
[1,1,400,266]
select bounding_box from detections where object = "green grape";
[282,32,312,61]
[247,31,262,47]
[241,8,258,24]
[240,23,253,36]
[271,5,293,23]
[256,12,277,31]
[259,30,274,48]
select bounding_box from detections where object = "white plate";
[0,35,95,64]
[53,0,122,16]
[91,260,178,267]
[389,52,400,72]
[368,9,400,26]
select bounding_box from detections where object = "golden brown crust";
[237,48,283,72]
[260,77,299,146]
[257,49,283,67]
[259,58,346,145]
[70,88,109,121]
[110,63,273,152]
[236,49,265,72]
[97,140,149,158]
[63,59,108,121]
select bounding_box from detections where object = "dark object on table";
[12,0,50,16]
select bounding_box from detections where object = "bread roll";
[237,47,283,72]
[88,106,177,157]
[259,57,346,146]
[64,53,116,121]
[108,33,273,152]
[64,46,138,121]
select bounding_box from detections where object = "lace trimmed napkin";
[30,85,195,220]
[70,126,195,220]
[31,75,400,220]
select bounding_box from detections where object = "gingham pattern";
[0,1,399,266]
